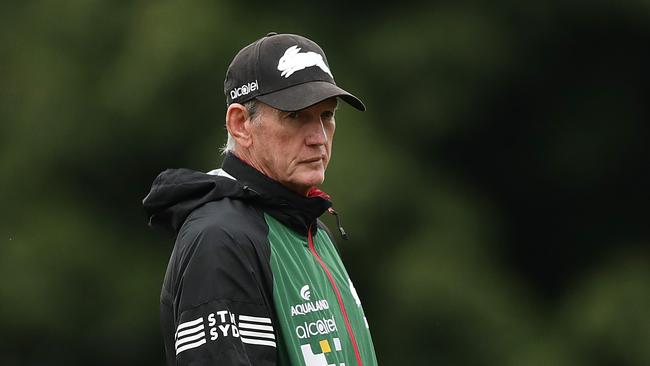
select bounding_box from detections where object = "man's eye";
[321,111,334,120]
[287,112,299,119]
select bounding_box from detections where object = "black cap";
[224,33,365,112]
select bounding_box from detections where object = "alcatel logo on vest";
[292,285,330,317]
[295,316,337,340]
[230,80,258,99]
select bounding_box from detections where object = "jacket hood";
[142,153,332,235]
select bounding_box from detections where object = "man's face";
[247,98,337,195]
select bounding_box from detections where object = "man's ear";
[226,103,253,148]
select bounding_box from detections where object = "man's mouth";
[301,156,324,164]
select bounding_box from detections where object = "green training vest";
[267,214,378,366]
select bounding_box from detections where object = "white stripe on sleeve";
[177,324,205,339]
[238,323,273,332]
[175,317,203,338]
[239,315,272,323]
[241,337,277,348]
[176,338,207,355]
[175,331,206,349]
[239,330,276,340]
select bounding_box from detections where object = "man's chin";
[288,171,325,194]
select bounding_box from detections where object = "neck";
[232,149,310,196]
[221,153,333,236]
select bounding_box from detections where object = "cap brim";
[256,81,365,112]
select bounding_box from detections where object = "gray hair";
[221,99,262,154]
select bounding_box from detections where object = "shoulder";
[316,218,343,257]
[167,198,269,279]
[180,198,268,247]
[316,218,334,239]
[170,199,271,307]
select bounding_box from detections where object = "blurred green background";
[1,1,649,365]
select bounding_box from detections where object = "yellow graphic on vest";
[319,339,331,353]
[300,337,344,366]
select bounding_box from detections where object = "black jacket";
[143,153,377,366]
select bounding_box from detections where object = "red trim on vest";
[307,187,332,201]
[307,225,363,366]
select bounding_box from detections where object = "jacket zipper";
[308,225,363,366]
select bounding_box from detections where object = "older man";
[143,33,378,366]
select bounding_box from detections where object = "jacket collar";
[222,153,332,236]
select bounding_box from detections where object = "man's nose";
[305,118,328,146]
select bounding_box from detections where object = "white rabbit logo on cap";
[277,45,333,79]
